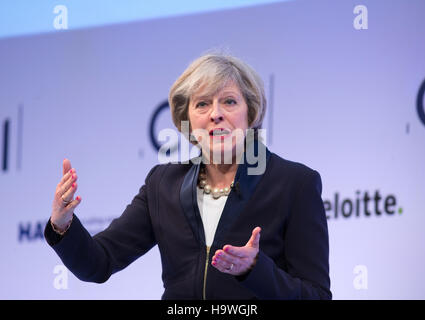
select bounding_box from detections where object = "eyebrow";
[192,95,211,101]
[219,91,240,98]
[192,91,240,101]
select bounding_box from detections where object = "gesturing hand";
[51,159,82,232]
[211,227,261,276]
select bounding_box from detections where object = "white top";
[196,186,228,247]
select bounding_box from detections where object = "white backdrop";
[1,0,424,299]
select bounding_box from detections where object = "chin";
[205,143,241,165]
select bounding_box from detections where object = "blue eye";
[196,101,208,108]
[225,99,237,105]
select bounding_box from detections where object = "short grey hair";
[168,53,266,137]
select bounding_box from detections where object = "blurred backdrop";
[0,0,424,299]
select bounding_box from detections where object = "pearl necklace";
[198,166,234,199]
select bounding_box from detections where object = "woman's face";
[188,81,249,164]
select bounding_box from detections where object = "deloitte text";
[324,190,402,220]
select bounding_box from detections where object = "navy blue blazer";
[45,142,331,300]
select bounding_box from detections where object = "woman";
[45,53,331,299]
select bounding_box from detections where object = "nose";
[210,101,223,123]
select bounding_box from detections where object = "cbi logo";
[1,105,24,173]
[149,100,174,152]
[1,117,10,172]
[417,78,425,128]
[148,100,182,158]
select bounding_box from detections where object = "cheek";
[234,108,249,130]
[188,114,209,143]
[189,113,209,131]
[187,111,197,130]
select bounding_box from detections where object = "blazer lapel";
[179,138,271,247]
[180,160,206,245]
[213,139,271,247]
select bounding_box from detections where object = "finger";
[246,226,261,248]
[213,250,240,265]
[223,245,247,258]
[63,159,72,176]
[60,181,78,203]
[56,174,77,200]
[212,256,245,275]
[211,259,225,272]
[212,256,234,271]
[211,257,234,274]
[58,169,75,187]
[67,195,82,210]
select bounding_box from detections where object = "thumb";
[246,226,261,248]
[63,158,72,176]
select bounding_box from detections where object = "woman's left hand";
[211,226,261,276]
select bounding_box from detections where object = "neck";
[203,162,238,189]
[200,145,245,189]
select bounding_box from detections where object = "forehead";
[191,80,242,100]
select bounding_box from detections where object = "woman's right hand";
[51,159,82,231]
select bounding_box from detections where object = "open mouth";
[209,128,231,137]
